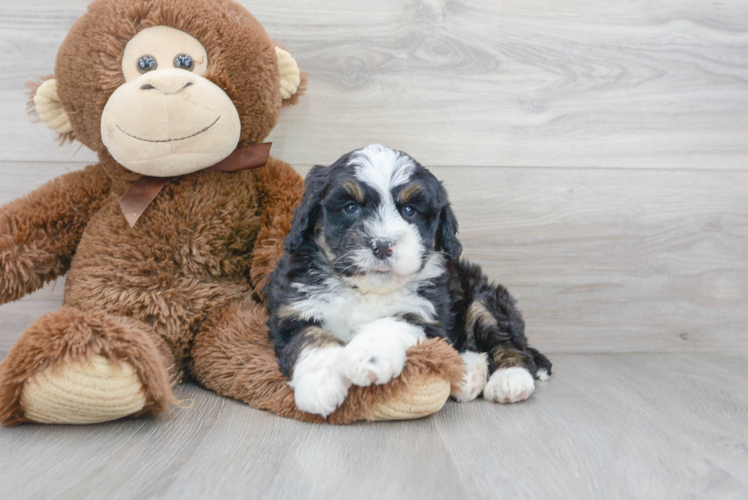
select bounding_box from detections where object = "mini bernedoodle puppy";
[267,145,552,417]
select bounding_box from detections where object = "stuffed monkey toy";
[0,0,463,426]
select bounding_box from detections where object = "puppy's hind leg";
[484,364,536,404]
[450,351,488,403]
[463,287,551,404]
[529,347,552,381]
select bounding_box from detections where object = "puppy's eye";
[401,204,416,217]
[137,55,157,73]
[344,203,360,215]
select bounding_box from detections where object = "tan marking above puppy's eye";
[398,182,422,203]
[342,180,365,203]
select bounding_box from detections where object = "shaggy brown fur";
[0,165,111,301]
[0,0,462,426]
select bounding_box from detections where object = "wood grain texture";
[432,354,748,500]
[1,353,746,500]
[1,0,747,168]
[3,163,746,353]
[436,166,748,353]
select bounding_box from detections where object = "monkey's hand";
[0,164,111,305]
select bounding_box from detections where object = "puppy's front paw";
[484,367,535,403]
[289,348,350,417]
[341,335,408,387]
[341,318,423,387]
[451,351,489,403]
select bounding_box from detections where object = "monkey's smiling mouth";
[117,116,221,143]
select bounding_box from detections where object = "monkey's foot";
[21,356,147,424]
[0,307,175,426]
[369,372,452,420]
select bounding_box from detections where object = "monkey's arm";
[248,156,305,295]
[0,164,112,304]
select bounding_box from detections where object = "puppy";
[266,145,551,417]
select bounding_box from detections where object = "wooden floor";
[1,353,746,500]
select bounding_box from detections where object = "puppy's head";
[285,145,461,289]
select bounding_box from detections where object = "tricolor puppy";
[267,145,551,417]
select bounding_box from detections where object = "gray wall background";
[1,0,746,354]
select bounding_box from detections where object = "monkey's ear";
[28,78,74,138]
[275,46,307,106]
[284,165,329,254]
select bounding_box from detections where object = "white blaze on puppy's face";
[348,145,426,284]
[350,145,414,196]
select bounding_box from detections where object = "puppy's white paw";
[451,351,489,402]
[484,367,535,404]
[537,368,551,381]
[342,334,407,387]
[341,318,424,387]
[289,347,350,417]
[292,373,349,417]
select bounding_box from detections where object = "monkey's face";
[34,0,305,177]
[101,26,241,177]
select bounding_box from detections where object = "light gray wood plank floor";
[2,353,746,500]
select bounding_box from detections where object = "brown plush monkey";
[0,0,462,426]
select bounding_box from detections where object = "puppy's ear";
[436,204,462,261]
[284,165,329,254]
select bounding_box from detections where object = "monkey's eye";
[174,54,194,71]
[137,55,157,73]
[401,204,416,217]
[344,203,360,215]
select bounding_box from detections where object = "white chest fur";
[289,281,435,342]
[288,254,445,342]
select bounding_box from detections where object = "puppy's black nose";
[371,239,393,260]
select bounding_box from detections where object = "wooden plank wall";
[0,0,746,353]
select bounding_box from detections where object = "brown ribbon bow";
[119,143,272,227]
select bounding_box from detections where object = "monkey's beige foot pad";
[370,373,451,421]
[20,356,146,424]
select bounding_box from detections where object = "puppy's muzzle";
[371,239,394,260]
